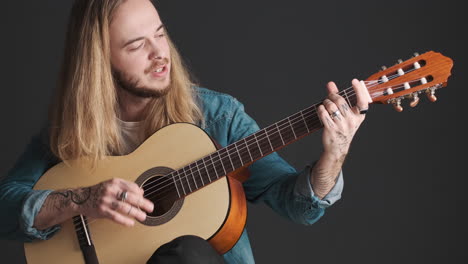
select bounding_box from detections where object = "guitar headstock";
[366,51,453,112]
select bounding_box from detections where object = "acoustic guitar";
[24,51,453,263]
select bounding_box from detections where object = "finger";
[351,79,370,114]
[323,99,339,114]
[122,202,147,222]
[328,93,351,117]
[118,179,144,196]
[318,105,335,129]
[121,191,154,213]
[108,195,148,222]
[105,208,135,227]
[327,81,339,94]
[323,99,342,122]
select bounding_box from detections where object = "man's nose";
[148,41,164,61]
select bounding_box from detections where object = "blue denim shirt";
[0,87,343,263]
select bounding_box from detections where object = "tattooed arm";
[33,178,154,230]
[312,79,369,198]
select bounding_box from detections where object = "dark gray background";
[1,0,467,263]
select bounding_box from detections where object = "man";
[0,0,369,263]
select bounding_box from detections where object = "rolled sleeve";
[0,131,59,241]
[294,165,344,209]
[21,190,61,241]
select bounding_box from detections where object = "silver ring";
[127,205,133,215]
[330,110,341,119]
[118,191,128,202]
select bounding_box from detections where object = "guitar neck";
[170,88,358,197]
[160,51,454,199]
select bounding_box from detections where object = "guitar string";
[73,64,443,232]
[140,79,429,206]
[140,71,431,200]
[135,65,434,203]
[144,58,449,202]
[142,60,444,198]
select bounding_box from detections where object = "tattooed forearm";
[34,188,84,230]
[310,152,346,199]
[51,188,91,204]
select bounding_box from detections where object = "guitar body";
[24,123,248,264]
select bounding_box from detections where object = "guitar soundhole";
[135,167,184,226]
[142,175,178,217]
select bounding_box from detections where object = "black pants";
[147,235,226,264]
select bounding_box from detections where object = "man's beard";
[113,69,170,98]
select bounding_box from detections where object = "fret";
[211,153,226,179]
[175,170,187,195]
[287,116,297,139]
[171,172,181,197]
[233,143,244,166]
[216,151,227,176]
[275,122,285,145]
[313,104,322,126]
[266,126,283,150]
[218,148,234,172]
[245,134,261,160]
[201,157,212,183]
[222,147,236,171]
[188,163,198,190]
[209,155,220,179]
[182,167,192,193]
[277,119,295,143]
[253,133,263,156]
[264,128,275,150]
[195,160,205,186]
[226,144,242,168]
[243,138,253,162]
[300,110,310,133]
[291,112,309,137]
[255,129,273,155]
[343,89,352,107]
[181,169,191,194]
[203,156,217,182]
[236,141,252,166]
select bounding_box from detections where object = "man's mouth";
[149,64,168,78]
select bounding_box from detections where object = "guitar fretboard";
[163,88,358,198]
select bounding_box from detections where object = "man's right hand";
[74,178,154,226]
[34,178,154,230]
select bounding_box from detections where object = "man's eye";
[129,43,143,51]
[156,33,165,38]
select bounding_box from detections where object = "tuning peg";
[381,65,387,71]
[426,88,437,102]
[409,93,420,107]
[413,52,420,57]
[397,59,403,64]
[392,98,403,112]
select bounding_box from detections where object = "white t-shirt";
[117,119,144,155]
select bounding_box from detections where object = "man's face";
[110,0,171,98]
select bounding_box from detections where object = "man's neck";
[117,88,151,122]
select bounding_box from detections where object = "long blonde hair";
[49,0,202,164]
